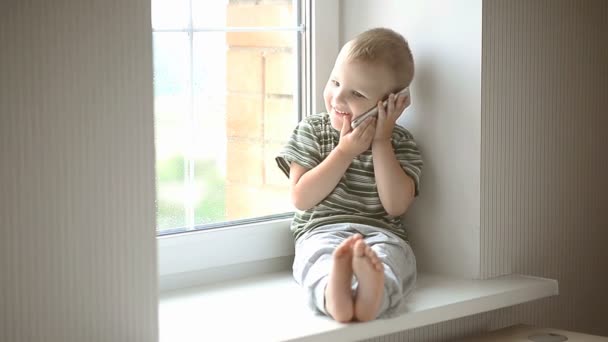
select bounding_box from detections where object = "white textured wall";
[0,1,158,341]
[342,0,608,340]
[341,0,483,279]
[479,0,608,336]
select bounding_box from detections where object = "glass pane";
[157,155,187,230]
[190,31,297,226]
[192,0,228,28]
[153,32,190,231]
[152,0,190,30]
[193,0,297,28]
[153,1,302,233]
[191,32,228,226]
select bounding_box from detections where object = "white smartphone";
[350,87,411,129]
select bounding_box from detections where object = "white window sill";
[158,271,558,342]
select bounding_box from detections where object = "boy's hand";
[337,115,376,158]
[374,92,410,143]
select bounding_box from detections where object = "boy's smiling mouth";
[333,108,351,118]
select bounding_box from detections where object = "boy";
[276,28,422,322]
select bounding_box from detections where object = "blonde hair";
[346,28,414,89]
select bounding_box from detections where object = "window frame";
[158,0,340,291]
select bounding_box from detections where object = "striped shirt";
[276,112,423,242]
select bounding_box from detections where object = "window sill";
[158,271,558,342]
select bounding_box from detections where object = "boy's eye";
[353,91,365,98]
[331,80,340,87]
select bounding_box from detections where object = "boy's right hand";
[336,115,376,158]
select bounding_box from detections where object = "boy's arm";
[372,140,416,216]
[289,116,376,211]
[372,92,416,216]
[289,149,351,211]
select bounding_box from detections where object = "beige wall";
[225,1,296,220]
[0,0,158,341]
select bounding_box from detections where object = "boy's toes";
[334,237,354,257]
[353,240,366,257]
[363,245,376,261]
[366,247,383,271]
[373,259,384,272]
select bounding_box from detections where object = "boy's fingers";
[387,93,395,115]
[366,118,377,135]
[399,93,409,110]
[359,119,375,142]
[376,101,386,124]
[396,93,405,108]
[359,113,375,127]
[376,101,384,118]
[341,115,351,137]
[393,96,405,118]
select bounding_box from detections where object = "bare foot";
[325,234,362,322]
[352,240,384,322]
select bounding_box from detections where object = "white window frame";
[158,1,340,292]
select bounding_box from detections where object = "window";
[156,1,338,290]
[152,0,308,235]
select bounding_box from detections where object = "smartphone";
[350,87,411,129]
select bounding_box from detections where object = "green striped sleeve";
[275,117,322,178]
[393,128,423,196]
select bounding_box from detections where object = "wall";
[480,0,608,336]
[341,0,483,279]
[0,0,158,341]
[339,0,608,340]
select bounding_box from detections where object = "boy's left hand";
[373,92,410,142]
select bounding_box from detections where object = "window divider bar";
[184,0,196,230]
[153,25,304,33]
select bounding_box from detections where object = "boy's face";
[324,46,398,131]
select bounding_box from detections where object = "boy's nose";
[332,90,346,107]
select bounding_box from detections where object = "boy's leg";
[291,225,360,321]
[370,238,417,318]
[350,225,417,320]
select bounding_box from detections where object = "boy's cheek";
[322,90,332,110]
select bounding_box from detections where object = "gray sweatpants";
[292,223,417,319]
